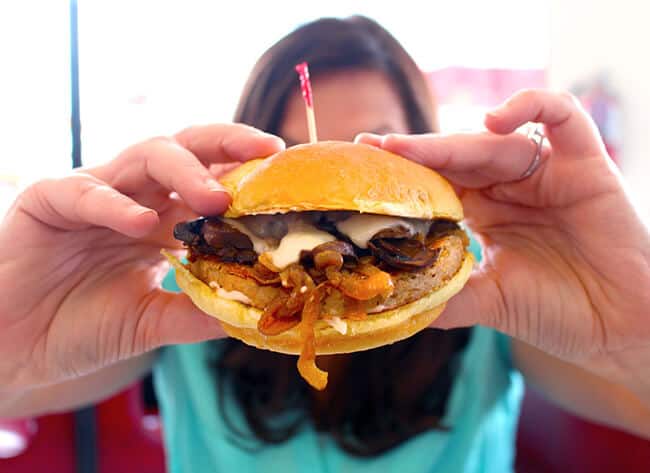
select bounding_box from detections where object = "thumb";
[430,268,505,330]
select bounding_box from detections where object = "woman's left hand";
[357,89,650,400]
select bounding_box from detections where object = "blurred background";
[1,0,649,221]
[1,1,649,472]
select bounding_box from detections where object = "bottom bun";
[220,303,445,355]
[164,251,474,355]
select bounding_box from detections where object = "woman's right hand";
[0,124,284,394]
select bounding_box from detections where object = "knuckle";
[231,122,261,134]
[557,89,580,107]
[515,88,540,102]
[174,124,198,141]
[73,180,100,212]
[119,136,171,162]
[175,124,228,148]
[21,177,70,212]
[146,135,173,146]
[72,175,115,215]
[25,177,56,195]
[140,135,174,154]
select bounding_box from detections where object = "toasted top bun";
[220,141,463,221]
[164,250,474,355]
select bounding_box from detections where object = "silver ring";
[520,126,546,179]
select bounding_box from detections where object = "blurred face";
[279,69,410,380]
[280,69,409,145]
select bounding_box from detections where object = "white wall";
[77,0,550,168]
[549,0,650,223]
[0,2,71,216]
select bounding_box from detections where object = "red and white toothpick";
[295,62,318,143]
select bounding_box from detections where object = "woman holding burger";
[0,15,649,473]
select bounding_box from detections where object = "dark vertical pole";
[70,0,82,168]
[70,6,97,473]
[74,407,98,473]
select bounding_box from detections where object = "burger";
[164,141,474,390]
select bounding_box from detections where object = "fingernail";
[205,178,225,192]
[255,131,285,149]
[380,133,401,146]
[354,133,381,145]
[486,102,509,118]
[271,136,286,149]
[485,112,500,124]
[358,132,382,139]
[134,207,157,218]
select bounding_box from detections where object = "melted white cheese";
[223,213,431,271]
[264,223,335,270]
[335,214,431,248]
[208,281,252,304]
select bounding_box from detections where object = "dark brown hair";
[211,15,471,456]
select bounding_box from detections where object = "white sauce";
[335,214,431,248]
[208,281,252,304]
[324,316,348,335]
[264,223,335,270]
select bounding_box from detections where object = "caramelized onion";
[282,264,316,291]
[258,265,316,335]
[258,315,300,335]
[224,263,281,285]
[325,264,394,300]
[314,250,343,270]
[297,284,328,390]
[344,298,367,321]
[258,253,282,273]
[257,295,301,335]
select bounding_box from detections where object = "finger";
[354,132,383,147]
[174,123,285,163]
[140,195,200,249]
[20,174,159,238]
[429,269,502,330]
[133,290,227,352]
[209,162,241,178]
[359,131,546,188]
[485,89,606,158]
[91,124,284,217]
[92,137,232,216]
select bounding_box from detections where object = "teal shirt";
[154,237,524,472]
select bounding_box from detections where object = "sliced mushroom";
[238,214,288,241]
[202,219,254,250]
[371,225,415,240]
[173,218,206,246]
[300,240,358,269]
[368,238,440,271]
[174,217,257,264]
[427,220,460,238]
